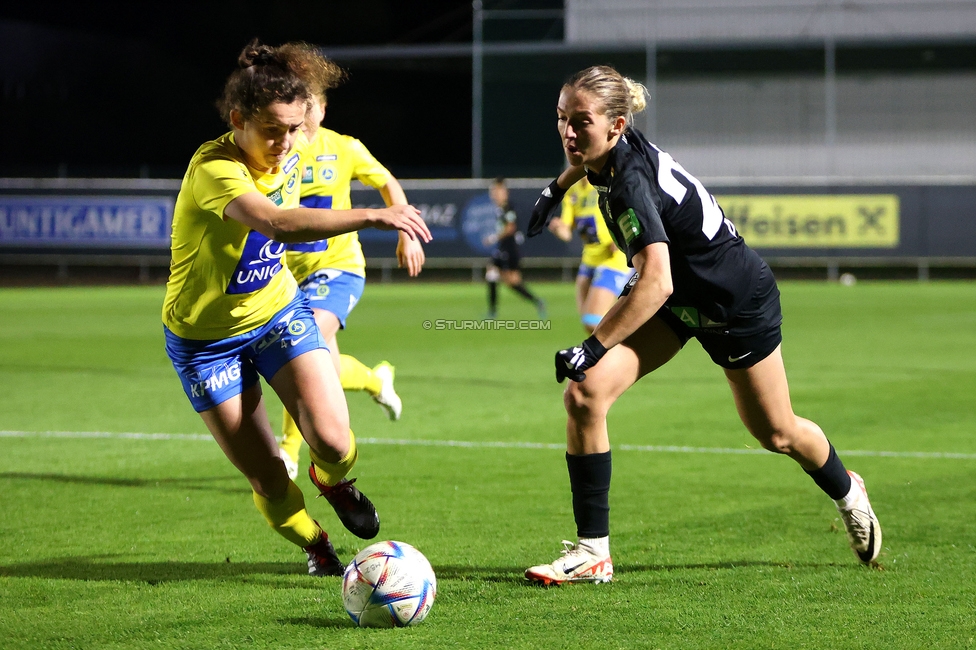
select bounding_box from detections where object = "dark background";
[3,2,975,179]
[0,0,560,179]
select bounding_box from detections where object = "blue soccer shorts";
[297,269,366,329]
[577,263,596,280]
[592,265,634,295]
[165,291,327,412]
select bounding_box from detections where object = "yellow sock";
[340,354,382,396]
[280,407,304,463]
[308,430,358,486]
[252,480,321,547]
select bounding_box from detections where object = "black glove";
[555,335,608,383]
[526,179,567,237]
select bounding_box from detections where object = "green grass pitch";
[1,280,975,649]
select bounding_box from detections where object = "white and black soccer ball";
[342,540,436,628]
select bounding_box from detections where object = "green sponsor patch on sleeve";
[266,186,284,206]
[615,208,643,244]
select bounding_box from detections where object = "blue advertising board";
[352,186,581,259]
[0,180,974,259]
[0,195,174,248]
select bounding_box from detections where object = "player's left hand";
[555,335,608,383]
[527,180,567,237]
[372,205,432,243]
[397,233,426,277]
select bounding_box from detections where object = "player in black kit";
[523,65,882,585]
[484,177,546,319]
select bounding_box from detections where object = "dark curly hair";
[278,41,346,103]
[216,39,345,127]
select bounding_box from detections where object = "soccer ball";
[342,540,436,628]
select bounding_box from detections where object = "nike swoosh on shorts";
[728,351,753,363]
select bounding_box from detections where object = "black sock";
[510,283,540,304]
[804,444,852,500]
[566,451,612,538]
[487,281,497,311]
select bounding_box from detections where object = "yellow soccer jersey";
[561,178,629,271]
[162,132,304,340]
[284,127,392,283]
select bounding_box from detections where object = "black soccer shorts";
[490,238,521,271]
[654,262,783,370]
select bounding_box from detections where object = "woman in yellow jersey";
[162,40,430,577]
[276,69,426,479]
[548,176,635,333]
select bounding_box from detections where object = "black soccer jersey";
[496,203,519,244]
[586,127,764,325]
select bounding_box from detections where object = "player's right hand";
[554,335,608,383]
[373,205,432,243]
[396,232,426,277]
[526,179,567,237]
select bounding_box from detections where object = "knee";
[306,431,349,464]
[563,380,609,422]
[752,419,804,455]
[757,429,794,455]
[304,414,351,457]
[750,415,823,456]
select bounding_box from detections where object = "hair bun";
[253,50,275,66]
[238,38,277,69]
[623,77,649,114]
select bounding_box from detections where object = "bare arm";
[556,166,587,190]
[379,177,426,277]
[378,176,408,207]
[591,242,673,348]
[223,191,431,244]
[548,217,572,242]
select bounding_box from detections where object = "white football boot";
[372,361,402,421]
[525,540,613,586]
[836,471,882,565]
[279,447,299,481]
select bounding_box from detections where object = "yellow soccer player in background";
[548,176,635,332]
[278,68,426,479]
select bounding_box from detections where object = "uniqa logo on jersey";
[226,231,287,294]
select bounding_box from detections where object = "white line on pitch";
[0,430,213,441]
[2,430,975,460]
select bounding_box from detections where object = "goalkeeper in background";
[483,177,546,319]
